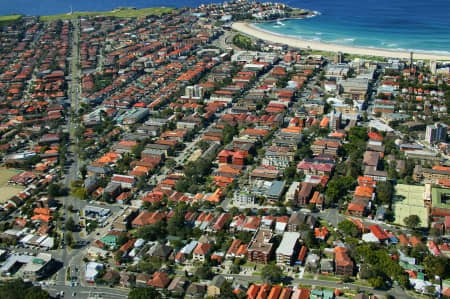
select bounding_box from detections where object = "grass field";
[0,168,24,203]
[39,7,174,21]
[393,184,428,227]
[0,186,24,203]
[0,15,23,26]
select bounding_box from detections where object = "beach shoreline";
[232,21,450,61]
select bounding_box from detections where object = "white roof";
[36,235,47,244]
[181,240,198,255]
[0,255,33,273]
[88,246,108,256]
[362,232,379,243]
[134,239,145,248]
[275,222,287,233]
[3,229,23,237]
[276,232,300,255]
[20,234,34,244]
[85,262,103,281]
[40,237,54,249]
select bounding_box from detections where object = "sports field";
[393,184,428,227]
[0,168,25,203]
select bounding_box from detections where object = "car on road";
[71,292,76,297]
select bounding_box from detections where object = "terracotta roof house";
[247,284,260,299]
[147,272,171,289]
[334,247,353,276]
[131,211,165,228]
[193,243,212,262]
[167,276,189,294]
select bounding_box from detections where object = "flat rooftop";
[432,188,450,210]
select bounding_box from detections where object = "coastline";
[232,21,450,61]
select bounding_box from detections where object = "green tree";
[229,207,240,216]
[261,264,283,283]
[388,160,398,179]
[338,220,360,237]
[368,276,386,289]
[326,181,341,202]
[429,227,442,238]
[66,217,77,232]
[410,243,428,263]
[376,181,393,205]
[283,166,297,181]
[128,287,161,299]
[403,214,421,229]
[135,221,166,241]
[219,281,238,299]
[223,124,238,145]
[117,232,129,246]
[48,183,65,197]
[65,231,74,247]
[230,263,241,274]
[423,255,450,279]
[0,279,50,299]
[72,187,88,200]
[165,158,176,169]
[194,263,213,280]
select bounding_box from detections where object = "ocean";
[255,0,450,55]
[1,0,449,54]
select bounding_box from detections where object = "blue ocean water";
[257,0,450,55]
[0,0,449,54]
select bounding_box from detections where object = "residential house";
[207,275,227,297]
[147,272,171,290]
[193,243,211,262]
[334,247,354,276]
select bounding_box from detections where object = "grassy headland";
[39,7,175,21]
[0,14,23,26]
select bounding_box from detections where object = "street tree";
[261,264,283,283]
[338,220,360,237]
[404,215,421,229]
[66,217,77,232]
[128,287,161,299]
[65,232,74,247]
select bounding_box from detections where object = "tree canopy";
[0,279,50,299]
[338,220,360,237]
[403,215,421,229]
[261,264,283,283]
[128,287,161,299]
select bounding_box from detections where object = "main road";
[55,17,87,287]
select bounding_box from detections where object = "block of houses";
[111,174,136,189]
[247,229,274,264]
[297,159,335,176]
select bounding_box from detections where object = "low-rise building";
[247,229,274,264]
[276,232,300,267]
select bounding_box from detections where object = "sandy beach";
[232,22,450,61]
